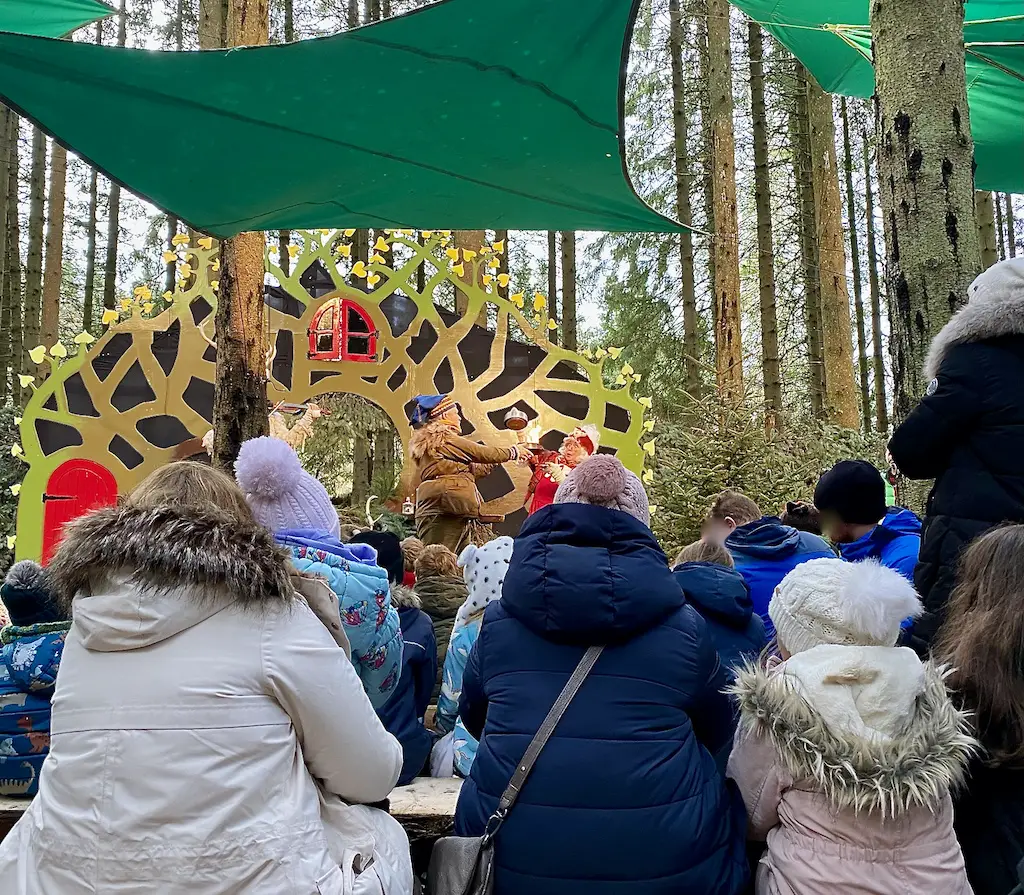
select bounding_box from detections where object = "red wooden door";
[42,460,118,565]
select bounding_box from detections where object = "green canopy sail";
[0,0,684,237]
[732,0,1024,193]
[0,0,111,38]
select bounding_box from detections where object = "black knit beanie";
[0,560,65,626]
[350,531,405,587]
[814,460,887,526]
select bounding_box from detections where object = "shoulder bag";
[426,645,604,895]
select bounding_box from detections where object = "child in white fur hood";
[727,558,977,895]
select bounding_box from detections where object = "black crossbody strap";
[495,645,604,815]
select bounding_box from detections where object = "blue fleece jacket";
[726,518,834,637]
[838,507,922,582]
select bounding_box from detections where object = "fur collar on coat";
[47,504,294,613]
[390,584,421,610]
[730,647,977,817]
[925,257,1024,378]
[409,422,451,461]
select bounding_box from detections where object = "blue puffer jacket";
[376,589,436,785]
[838,507,922,582]
[726,518,834,637]
[672,562,766,676]
[276,529,402,708]
[454,504,749,895]
[0,622,70,796]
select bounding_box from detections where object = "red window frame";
[308,298,377,362]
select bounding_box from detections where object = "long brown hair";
[935,524,1024,767]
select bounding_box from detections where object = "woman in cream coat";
[0,462,411,894]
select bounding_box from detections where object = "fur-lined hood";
[408,421,450,461]
[925,257,1024,378]
[730,647,977,817]
[390,584,421,610]
[48,504,294,614]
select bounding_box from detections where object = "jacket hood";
[727,517,801,559]
[415,574,468,621]
[839,508,922,563]
[730,645,977,816]
[672,562,752,628]
[47,504,294,651]
[504,504,681,645]
[275,529,378,566]
[925,256,1024,378]
[390,584,421,610]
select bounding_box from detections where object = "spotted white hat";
[455,536,514,628]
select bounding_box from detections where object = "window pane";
[347,305,370,333]
[347,335,371,357]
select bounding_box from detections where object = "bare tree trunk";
[706,0,743,401]
[454,229,486,319]
[41,140,67,361]
[792,62,824,416]
[546,230,558,340]
[24,128,46,375]
[864,126,889,433]
[670,0,701,400]
[6,121,22,406]
[351,227,369,293]
[347,0,359,29]
[83,169,99,333]
[872,0,981,422]
[560,231,577,351]
[495,228,509,300]
[351,434,370,505]
[0,108,11,402]
[976,190,998,270]
[1006,193,1017,258]
[277,0,293,265]
[165,215,178,294]
[102,0,128,315]
[841,98,871,431]
[206,0,270,470]
[695,0,716,303]
[995,192,1007,261]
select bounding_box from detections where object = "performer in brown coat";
[407,394,524,552]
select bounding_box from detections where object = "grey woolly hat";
[553,454,650,526]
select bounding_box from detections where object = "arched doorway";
[42,459,118,564]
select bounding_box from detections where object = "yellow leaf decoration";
[439,230,452,238]
[268,245,279,255]
[422,230,434,239]
[643,440,656,457]
[337,244,352,258]
[343,229,356,237]
[28,345,46,365]
[352,261,368,279]
[119,300,132,312]
[533,293,547,311]
[18,374,33,388]
[11,444,22,457]
[161,251,177,264]
[497,273,511,288]
[13,416,21,426]
[648,505,659,516]
[178,263,193,279]
[615,374,627,386]
[642,469,654,484]
[451,263,465,278]
[211,259,220,272]
[532,315,542,325]
[446,248,461,262]
[462,249,477,262]
[581,348,593,359]
[482,275,493,287]
[607,346,623,359]
[621,363,634,376]
[171,233,190,246]
[638,396,653,409]
[510,293,525,308]
[373,236,389,252]
[6,536,15,551]
[197,236,214,250]
[9,483,20,497]
[370,253,386,265]
[367,273,381,287]
[487,258,500,270]
[594,348,607,359]
[101,309,119,325]
[143,302,155,314]
[643,419,655,433]
[163,291,174,301]
[287,244,301,259]
[547,319,558,331]
[633,373,642,383]
[134,285,152,301]
[49,343,68,359]
[493,239,505,254]
[74,332,96,345]
[211,280,220,292]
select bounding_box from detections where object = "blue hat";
[410,394,456,426]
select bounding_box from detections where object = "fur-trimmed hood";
[48,504,294,615]
[730,645,977,816]
[390,584,421,610]
[925,257,1024,378]
[409,421,450,461]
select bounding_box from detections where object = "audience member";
[779,500,822,535]
[814,460,921,582]
[0,561,69,797]
[728,558,974,895]
[889,257,1024,654]
[935,525,1024,895]
[236,436,403,708]
[433,536,513,778]
[0,462,411,893]
[413,544,468,699]
[703,490,833,636]
[355,531,438,786]
[454,456,749,895]
[672,540,766,677]
[400,536,424,589]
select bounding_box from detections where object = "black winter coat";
[954,760,1024,895]
[890,329,1024,654]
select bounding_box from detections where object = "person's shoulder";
[795,531,834,557]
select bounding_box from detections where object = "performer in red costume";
[525,425,600,515]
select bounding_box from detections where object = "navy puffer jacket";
[453,504,749,895]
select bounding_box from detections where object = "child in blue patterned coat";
[0,561,70,797]
[236,437,403,708]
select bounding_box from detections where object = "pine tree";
[995,191,1007,261]
[102,0,128,315]
[23,128,46,375]
[841,98,870,431]
[0,108,11,401]
[1006,193,1017,258]
[41,140,67,359]
[6,119,22,406]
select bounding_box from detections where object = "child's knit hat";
[553,454,650,526]
[1,560,64,626]
[235,436,340,538]
[769,558,922,657]
[455,536,513,628]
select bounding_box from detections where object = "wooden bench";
[0,776,462,845]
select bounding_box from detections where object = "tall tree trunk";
[23,128,46,376]
[351,228,369,292]
[546,230,558,340]
[1006,193,1017,258]
[792,62,824,416]
[351,433,370,505]
[976,190,998,271]
[670,0,701,400]
[165,215,178,294]
[41,140,67,359]
[347,0,359,29]
[494,228,509,300]
[872,0,981,423]
[995,192,1007,261]
[205,0,271,470]
[841,98,871,431]
[695,0,716,304]
[864,126,889,432]
[706,0,743,400]
[748,22,781,428]
[453,229,486,319]
[560,231,577,351]
[102,0,128,315]
[808,79,859,428]
[6,120,22,406]
[0,108,11,402]
[83,169,99,333]
[277,0,293,264]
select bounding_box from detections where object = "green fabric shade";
[733,0,1024,193]
[0,0,684,237]
[0,0,111,38]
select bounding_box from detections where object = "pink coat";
[727,646,977,895]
